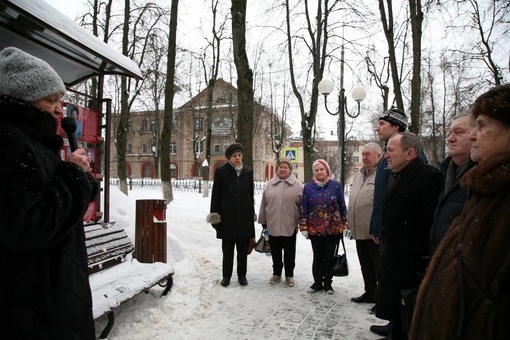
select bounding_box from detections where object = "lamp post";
[318,79,366,186]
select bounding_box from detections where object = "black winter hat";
[225,143,244,159]
[379,107,408,132]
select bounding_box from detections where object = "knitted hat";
[471,84,510,126]
[0,47,66,102]
[379,107,408,132]
[312,159,331,176]
[277,157,293,168]
[225,143,244,159]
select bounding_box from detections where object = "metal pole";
[339,44,346,186]
[339,90,346,187]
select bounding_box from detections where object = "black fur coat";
[0,95,98,339]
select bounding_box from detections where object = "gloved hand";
[301,230,309,239]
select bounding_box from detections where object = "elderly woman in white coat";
[258,157,303,287]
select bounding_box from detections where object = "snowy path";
[94,189,386,339]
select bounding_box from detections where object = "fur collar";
[270,173,297,186]
[461,151,510,196]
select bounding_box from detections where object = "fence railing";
[110,178,267,194]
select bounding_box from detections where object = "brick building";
[109,79,281,180]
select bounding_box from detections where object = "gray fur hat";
[0,47,66,102]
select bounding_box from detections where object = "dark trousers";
[269,231,297,277]
[310,234,341,286]
[222,239,249,279]
[355,239,380,298]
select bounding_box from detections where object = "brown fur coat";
[410,151,510,340]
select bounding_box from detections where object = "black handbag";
[400,288,418,337]
[331,237,348,276]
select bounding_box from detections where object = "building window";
[354,156,359,163]
[293,164,298,169]
[213,117,221,127]
[170,163,177,178]
[170,143,177,154]
[354,146,359,152]
[214,141,220,153]
[142,119,148,132]
[195,118,204,131]
[354,168,360,173]
[142,143,147,154]
[127,144,132,154]
[223,140,229,152]
[142,163,153,178]
[194,140,203,154]
[151,120,156,132]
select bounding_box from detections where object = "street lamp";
[318,79,366,187]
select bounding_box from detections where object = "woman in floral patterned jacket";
[299,159,347,295]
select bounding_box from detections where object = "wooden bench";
[85,222,174,339]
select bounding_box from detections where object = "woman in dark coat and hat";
[207,143,255,287]
[410,84,510,340]
[0,47,98,339]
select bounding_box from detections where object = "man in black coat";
[0,47,98,339]
[376,133,444,340]
[207,143,255,287]
[429,113,476,254]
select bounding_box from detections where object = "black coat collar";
[0,95,63,151]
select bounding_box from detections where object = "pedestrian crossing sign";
[283,148,298,163]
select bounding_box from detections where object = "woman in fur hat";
[299,159,347,295]
[258,157,303,287]
[0,47,98,338]
[410,84,510,339]
[207,143,255,287]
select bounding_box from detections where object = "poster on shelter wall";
[61,146,97,175]
[61,102,99,144]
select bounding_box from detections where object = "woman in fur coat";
[410,84,510,340]
[207,143,255,288]
[0,47,98,339]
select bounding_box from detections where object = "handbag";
[247,238,256,255]
[254,229,271,255]
[400,288,418,337]
[331,236,348,276]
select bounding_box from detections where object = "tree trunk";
[161,0,179,203]
[409,0,423,134]
[231,0,254,169]
[379,0,405,110]
[116,0,131,195]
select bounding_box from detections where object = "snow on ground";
[94,187,386,339]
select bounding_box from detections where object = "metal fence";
[110,178,267,194]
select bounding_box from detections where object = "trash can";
[135,199,167,263]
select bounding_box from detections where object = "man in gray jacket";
[348,142,382,304]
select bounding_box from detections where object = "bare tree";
[378,0,406,111]
[284,0,330,181]
[365,50,391,111]
[451,0,509,86]
[201,0,228,197]
[231,0,254,169]
[161,0,179,203]
[408,0,424,134]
